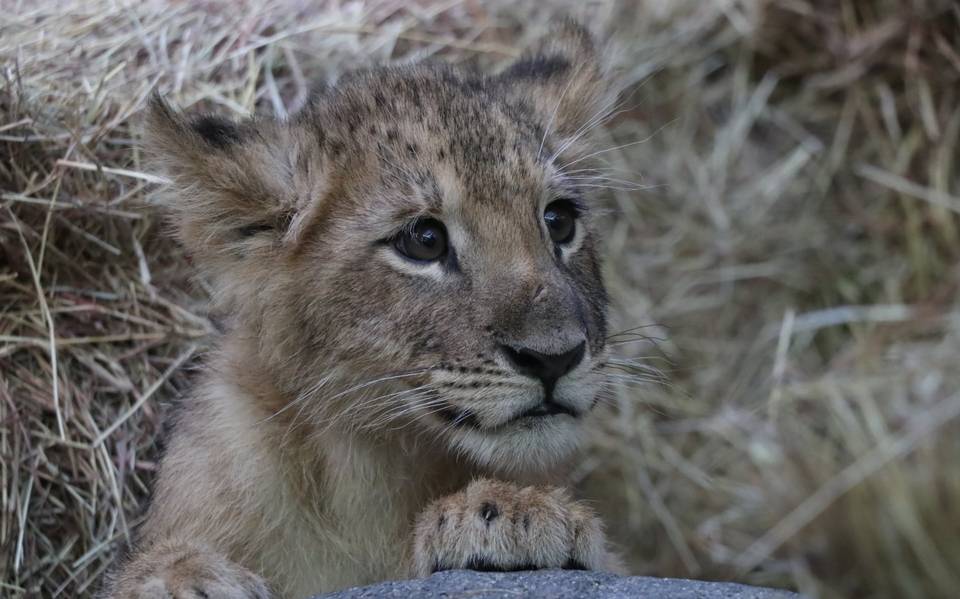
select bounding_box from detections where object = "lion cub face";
[148,23,613,472]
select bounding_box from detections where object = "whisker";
[275,369,431,442]
[564,183,662,193]
[263,371,337,424]
[606,339,667,348]
[537,62,585,162]
[601,374,664,386]
[321,384,435,428]
[606,356,670,366]
[549,94,639,162]
[361,392,448,431]
[607,323,665,334]
[558,119,677,170]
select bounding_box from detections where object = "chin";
[447,415,586,475]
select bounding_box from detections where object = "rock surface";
[317,569,799,598]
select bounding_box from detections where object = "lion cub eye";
[543,200,578,244]
[394,218,448,262]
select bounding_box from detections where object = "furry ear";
[144,95,319,274]
[499,20,612,142]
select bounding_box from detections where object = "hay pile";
[2,1,958,597]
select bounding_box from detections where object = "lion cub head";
[147,22,615,473]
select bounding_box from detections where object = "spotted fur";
[105,20,621,599]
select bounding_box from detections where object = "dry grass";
[2,0,958,597]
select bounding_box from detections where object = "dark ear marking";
[190,114,243,149]
[494,20,607,139]
[502,55,571,81]
[147,94,244,150]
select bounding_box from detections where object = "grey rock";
[316,569,799,598]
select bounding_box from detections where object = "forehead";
[323,65,552,212]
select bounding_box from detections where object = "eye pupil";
[543,200,577,244]
[395,218,448,261]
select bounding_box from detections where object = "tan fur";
[105,20,621,599]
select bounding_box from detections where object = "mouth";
[433,397,584,433]
[514,400,580,421]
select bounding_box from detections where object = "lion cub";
[106,20,622,599]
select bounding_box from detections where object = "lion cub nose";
[501,342,586,389]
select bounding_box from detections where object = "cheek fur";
[561,241,609,351]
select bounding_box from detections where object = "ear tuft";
[146,92,179,129]
[145,93,194,161]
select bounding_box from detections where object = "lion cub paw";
[413,479,617,577]
[107,541,269,599]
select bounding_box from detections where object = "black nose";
[501,342,586,389]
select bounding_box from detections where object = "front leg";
[412,479,621,576]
